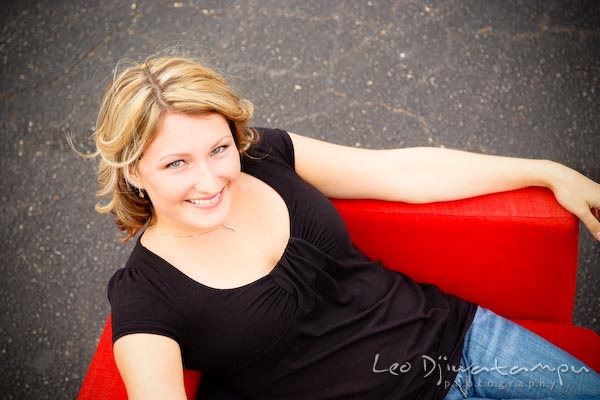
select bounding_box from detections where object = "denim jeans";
[444,307,600,400]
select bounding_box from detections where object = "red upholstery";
[78,315,203,400]
[78,187,600,399]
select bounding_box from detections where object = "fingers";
[580,207,600,242]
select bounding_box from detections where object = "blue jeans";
[444,307,600,400]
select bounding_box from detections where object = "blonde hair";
[90,56,257,241]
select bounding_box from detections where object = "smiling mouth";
[187,189,223,207]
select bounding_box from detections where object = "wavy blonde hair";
[90,56,257,241]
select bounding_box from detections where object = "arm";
[289,132,600,241]
[113,333,187,400]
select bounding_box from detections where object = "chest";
[142,157,351,289]
[134,161,358,372]
[149,173,291,289]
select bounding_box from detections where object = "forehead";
[145,112,231,155]
[157,112,229,139]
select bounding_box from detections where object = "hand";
[546,161,600,242]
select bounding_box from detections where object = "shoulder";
[108,241,185,304]
[245,127,295,169]
[108,242,185,343]
[107,242,156,301]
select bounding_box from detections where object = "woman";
[91,56,600,399]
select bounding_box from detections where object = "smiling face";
[131,112,241,235]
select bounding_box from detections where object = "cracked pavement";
[1,1,599,398]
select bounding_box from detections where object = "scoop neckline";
[136,236,293,292]
[135,168,294,292]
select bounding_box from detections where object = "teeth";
[188,191,221,206]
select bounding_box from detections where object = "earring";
[139,189,145,199]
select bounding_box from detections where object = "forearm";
[290,132,600,240]
[390,147,559,203]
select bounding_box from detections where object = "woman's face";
[132,112,241,235]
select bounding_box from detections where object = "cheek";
[227,165,242,181]
[222,154,242,180]
[147,175,187,201]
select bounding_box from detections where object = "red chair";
[78,187,600,399]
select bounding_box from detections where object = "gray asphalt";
[1,1,599,399]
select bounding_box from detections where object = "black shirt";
[108,128,477,399]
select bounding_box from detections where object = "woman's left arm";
[289,132,600,241]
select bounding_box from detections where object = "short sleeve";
[108,267,185,344]
[247,128,295,170]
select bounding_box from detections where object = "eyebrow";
[158,135,233,162]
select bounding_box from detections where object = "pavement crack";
[475,19,600,41]
[227,62,321,80]
[284,112,329,125]
[62,35,112,76]
[8,34,112,93]
[323,87,437,145]
[366,101,436,145]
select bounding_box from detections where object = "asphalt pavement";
[1,1,599,399]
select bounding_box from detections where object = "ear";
[126,164,144,190]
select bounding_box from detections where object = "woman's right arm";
[113,333,188,400]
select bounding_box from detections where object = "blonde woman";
[90,56,600,399]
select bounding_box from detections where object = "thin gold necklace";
[155,223,237,238]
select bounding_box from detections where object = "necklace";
[155,223,237,238]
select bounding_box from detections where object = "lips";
[186,189,223,207]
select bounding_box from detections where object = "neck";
[150,223,237,239]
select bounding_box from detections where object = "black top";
[108,128,477,400]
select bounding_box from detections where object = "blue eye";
[167,160,184,169]
[212,145,228,155]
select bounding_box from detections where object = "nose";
[192,161,221,194]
